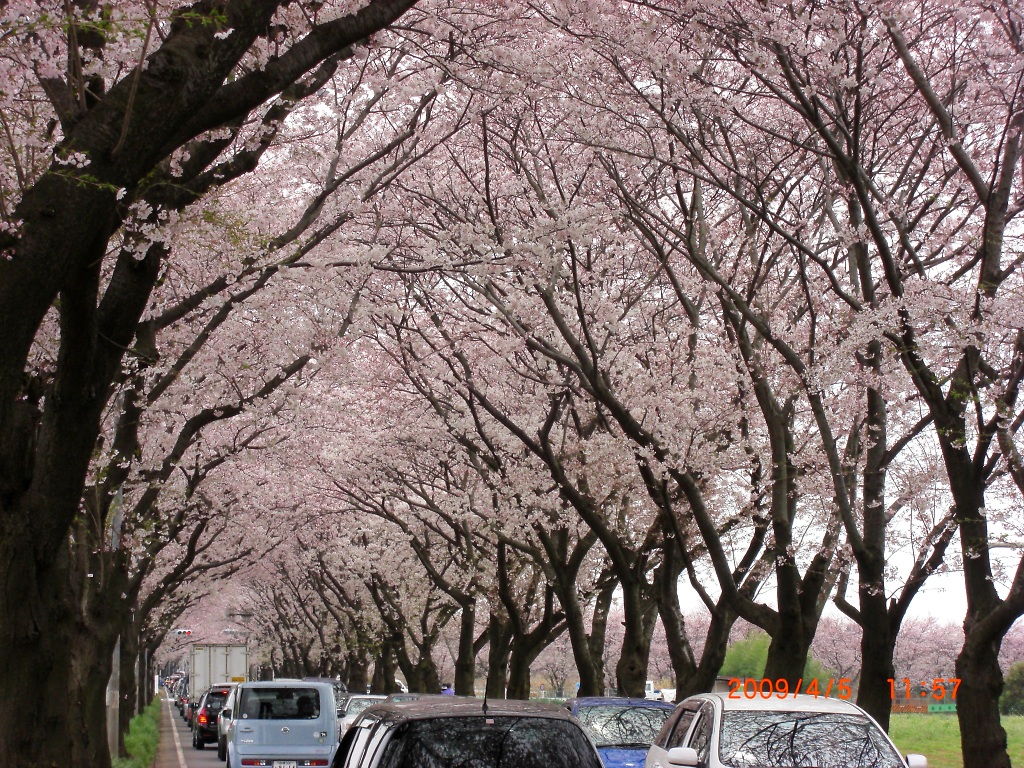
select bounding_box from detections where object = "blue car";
[567,696,676,768]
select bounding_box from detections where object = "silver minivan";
[225,680,339,768]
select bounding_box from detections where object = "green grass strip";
[112,698,162,768]
[888,713,1024,768]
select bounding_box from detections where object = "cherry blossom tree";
[0,2,449,764]
[629,3,1024,758]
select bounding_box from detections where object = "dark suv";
[334,698,603,768]
[191,685,234,749]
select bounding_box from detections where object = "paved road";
[155,695,225,768]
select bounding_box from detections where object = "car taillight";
[197,710,208,725]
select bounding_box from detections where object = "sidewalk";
[153,696,186,768]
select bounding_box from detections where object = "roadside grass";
[112,698,162,768]
[888,714,1024,768]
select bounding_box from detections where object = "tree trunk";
[615,580,657,697]
[0,536,77,768]
[142,642,159,709]
[682,604,738,700]
[536,529,608,697]
[762,616,810,684]
[855,562,896,730]
[118,626,141,756]
[555,571,613,697]
[454,602,477,696]
[852,379,897,730]
[370,639,400,694]
[344,649,369,694]
[507,624,563,701]
[68,626,118,768]
[506,650,533,700]
[957,636,1009,768]
[656,543,700,701]
[856,613,895,730]
[408,652,442,695]
[561,585,605,696]
[485,615,512,699]
[952,496,1015,768]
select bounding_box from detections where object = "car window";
[687,705,713,764]
[205,690,230,709]
[239,687,321,720]
[717,711,905,768]
[575,703,673,747]
[664,702,702,750]
[376,716,602,768]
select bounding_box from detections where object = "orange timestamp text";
[727,677,853,699]
[888,678,961,700]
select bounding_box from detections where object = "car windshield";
[346,698,381,717]
[378,716,603,768]
[575,703,672,748]
[239,688,321,720]
[718,711,905,768]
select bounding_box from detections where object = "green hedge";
[112,699,162,768]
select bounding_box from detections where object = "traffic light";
[174,629,193,636]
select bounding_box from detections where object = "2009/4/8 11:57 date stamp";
[726,677,962,699]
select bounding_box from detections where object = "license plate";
[273,763,297,768]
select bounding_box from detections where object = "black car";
[191,684,234,749]
[334,698,604,768]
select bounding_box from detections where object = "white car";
[337,694,386,734]
[217,684,240,761]
[645,693,927,768]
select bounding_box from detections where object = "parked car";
[217,684,241,761]
[335,698,604,768]
[225,680,340,768]
[645,693,928,768]
[168,679,185,716]
[191,684,234,749]
[568,697,675,768]
[174,677,189,717]
[337,694,386,733]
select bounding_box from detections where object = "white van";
[226,680,339,768]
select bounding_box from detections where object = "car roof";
[304,676,347,687]
[238,680,334,690]
[569,696,675,709]
[360,698,580,724]
[687,693,863,714]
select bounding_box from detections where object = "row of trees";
[0,2,1021,768]
[234,4,1023,766]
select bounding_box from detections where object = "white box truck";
[189,643,248,697]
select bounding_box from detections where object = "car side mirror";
[221,709,232,720]
[905,755,927,768]
[666,747,700,766]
